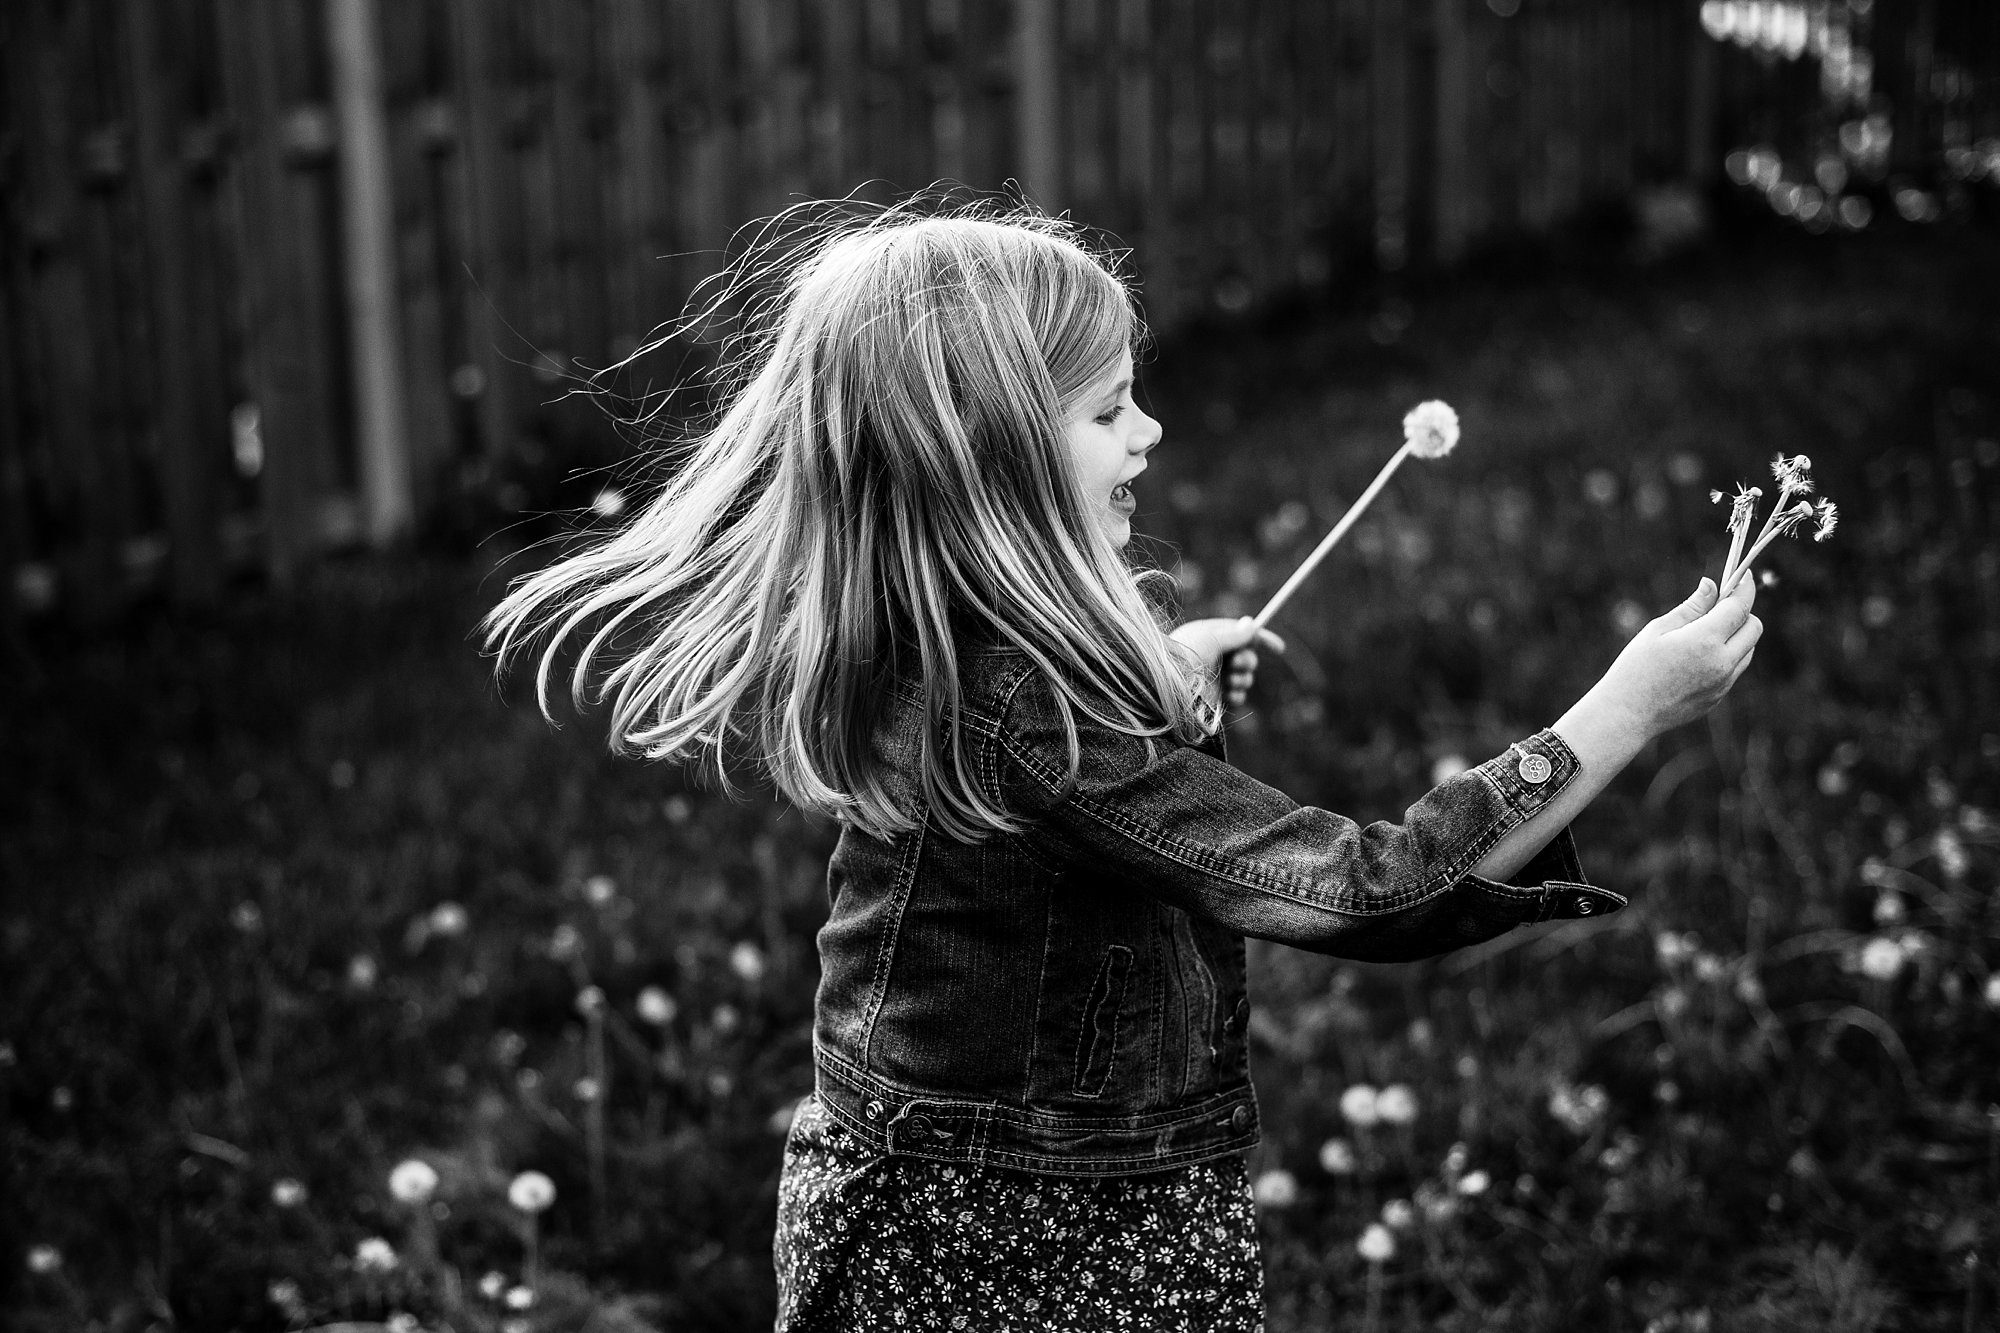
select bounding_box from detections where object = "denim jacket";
[810,645,1621,1177]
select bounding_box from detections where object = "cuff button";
[1574,896,1594,915]
[1230,1104,1251,1132]
[1518,753,1553,785]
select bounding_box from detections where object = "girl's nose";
[1133,407,1162,452]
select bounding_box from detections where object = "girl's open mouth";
[1110,482,1135,513]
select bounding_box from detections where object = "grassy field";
[4,218,1997,1332]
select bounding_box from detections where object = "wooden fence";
[1,0,1989,615]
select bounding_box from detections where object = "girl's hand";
[1169,618,1287,711]
[1591,575,1761,739]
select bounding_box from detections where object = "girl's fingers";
[1723,610,1763,658]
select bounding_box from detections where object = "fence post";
[1014,0,1062,212]
[328,0,415,547]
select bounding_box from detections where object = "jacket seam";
[859,816,926,1065]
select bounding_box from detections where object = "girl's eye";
[1096,405,1125,426]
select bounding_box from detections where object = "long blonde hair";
[483,195,1210,843]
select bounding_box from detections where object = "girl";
[484,197,1761,1331]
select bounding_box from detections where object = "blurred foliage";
[3,221,1998,1331]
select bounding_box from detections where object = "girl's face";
[1063,348,1161,549]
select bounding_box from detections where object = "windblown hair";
[483,194,1211,843]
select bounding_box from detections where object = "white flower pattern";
[775,1095,1263,1331]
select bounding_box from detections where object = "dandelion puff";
[1457,1169,1491,1196]
[1317,1138,1357,1175]
[508,1170,556,1214]
[730,940,767,983]
[1356,1222,1396,1263]
[1983,974,2000,1008]
[388,1159,438,1205]
[354,1236,399,1273]
[1813,498,1838,541]
[1375,1084,1417,1126]
[1380,1198,1416,1231]
[25,1244,61,1274]
[1252,1169,1299,1208]
[575,985,606,1017]
[636,985,677,1026]
[1339,1084,1380,1128]
[1858,936,1905,980]
[270,1177,308,1208]
[1402,401,1461,459]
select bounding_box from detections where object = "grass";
[4,216,1997,1332]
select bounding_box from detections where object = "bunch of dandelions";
[1712,453,1837,596]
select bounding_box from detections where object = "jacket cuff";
[1465,730,1625,924]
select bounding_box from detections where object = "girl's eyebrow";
[1102,377,1132,398]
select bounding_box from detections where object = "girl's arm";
[1469,573,1760,883]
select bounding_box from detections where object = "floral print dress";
[773,1093,1265,1331]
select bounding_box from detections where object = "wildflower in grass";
[1936,828,1969,879]
[509,1170,556,1214]
[1858,936,1906,980]
[1380,1198,1416,1231]
[1317,1138,1357,1175]
[506,1286,536,1310]
[637,985,677,1026]
[1375,1084,1416,1126]
[1658,986,1690,1019]
[347,954,378,990]
[25,1244,61,1274]
[271,1177,308,1208]
[548,923,583,961]
[575,985,606,1016]
[479,1271,507,1300]
[1356,1222,1396,1263]
[388,1159,438,1205]
[1338,1083,1380,1128]
[730,940,767,983]
[1252,1169,1299,1208]
[1733,972,1765,1006]
[1692,952,1725,984]
[1457,1169,1491,1196]
[573,1076,601,1102]
[1873,894,1905,926]
[354,1236,399,1273]
[1548,1082,1609,1133]
[1416,1182,1458,1224]
[583,874,618,906]
[1442,1142,1468,1176]
[428,901,469,937]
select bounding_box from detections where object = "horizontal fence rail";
[1,0,1992,615]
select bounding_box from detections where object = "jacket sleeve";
[989,672,1623,963]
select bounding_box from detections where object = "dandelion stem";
[1720,503,1812,597]
[1250,441,1413,633]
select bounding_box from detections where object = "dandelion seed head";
[388,1159,438,1205]
[1380,1198,1417,1231]
[636,985,677,1026]
[730,940,768,983]
[1402,400,1461,459]
[1458,1169,1491,1196]
[25,1244,61,1274]
[1339,1083,1381,1128]
[1356,1222,1397,1263]
[353,1236,399,1273]
[1375,1084,1417,1126]
[1317,1137,1357,1175]
[1858,936,1906,980]
[1252,1168,1299,1208]
[508,1170,556,1214]
[271,1177,308,1208]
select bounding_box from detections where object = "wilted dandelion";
[1375,1084,1417,1126]
[271,1177,308,1208]
[354,1236,399,1273]
[1858,936,1906,980]
[1339,1084,1381,1128]
[1712,454,1836,594]
[1252,1168,1299,1208]
[388,1159,438,1205]
[508,1171,556,1214]
[1356,1222,1397,1263]
[637,985,677,1026]
[1317,1138,1357,1174]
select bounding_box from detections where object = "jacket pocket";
[1072,944,1134,1098]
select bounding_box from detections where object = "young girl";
[484,197,1761,1331]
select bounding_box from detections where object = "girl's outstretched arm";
[1468,572,1761,883]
